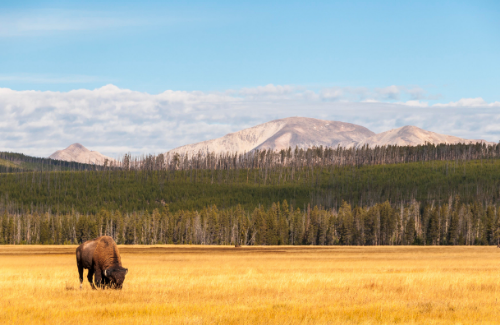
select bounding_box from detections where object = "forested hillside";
[0,151,102,173]
[0,159,499,214]
[1,142,500,246]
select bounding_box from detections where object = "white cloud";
[406,87,426,100]
[400,100,429,107]
[0,7,205,37]
[237,84,297,99]
[433,97,500,108]
[318,86,435,102]
[0,84,499,158]
[320,87,343,100]
[375,85,401,100]
[0,9,141,36]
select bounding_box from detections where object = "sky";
[0,0,499,157]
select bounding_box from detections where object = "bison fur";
[76,236,128,289]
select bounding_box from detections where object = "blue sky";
[0,0,499,156]
[1,0,498,101]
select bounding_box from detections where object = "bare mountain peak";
[358,125,493,148]
[166,117,375,157]
[49,143,115,165]
[165,117,494,157]
[397,125,418,131]
[66,143,88,151]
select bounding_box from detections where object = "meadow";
[1,246,500,324]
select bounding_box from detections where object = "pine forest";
[1,142,500,246]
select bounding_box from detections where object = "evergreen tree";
[404,209,416,245]
[339,201,353,245]
[427,207,440,245]
[485,206,495,245]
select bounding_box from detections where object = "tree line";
[1,197,500,246]
[124,142,500,171]
[2,142,499,174]
[1,158,500,215]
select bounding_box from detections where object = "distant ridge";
[357,125,494,148]
[49,143,115,165]
[48,119,495,161]
[165,117,494,156]
[165,117,375,157]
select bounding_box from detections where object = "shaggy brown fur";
[76,236,128,289]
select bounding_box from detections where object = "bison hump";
[94,236,122,270]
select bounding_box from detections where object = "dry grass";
[1,245,500,324]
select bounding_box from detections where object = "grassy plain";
[1,246,500,324]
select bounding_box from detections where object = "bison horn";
[125,269,128,274]
[104,270,107,277]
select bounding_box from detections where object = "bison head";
[104,267,128,289]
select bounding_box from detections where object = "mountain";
[357,125,494,147]
[165,117,376,156]
[49,143,115,165]
[166,117,494,156]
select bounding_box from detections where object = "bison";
[76,236,128,289]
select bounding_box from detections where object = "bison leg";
[103,275,111,288]
[87,269,96,290]
[78,264,84,289]
[94,270,102,289]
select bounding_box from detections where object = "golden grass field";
[1,246,500,324]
